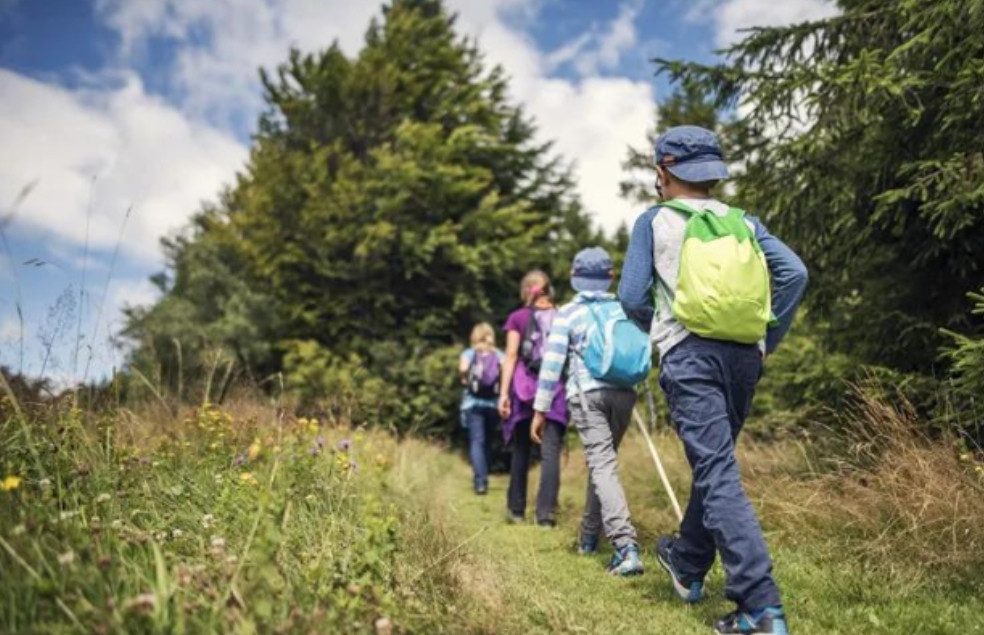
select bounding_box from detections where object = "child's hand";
[531,412,546,444]
[498,395,511,419]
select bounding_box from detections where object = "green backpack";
[660,200,775,344]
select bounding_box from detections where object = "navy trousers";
[659,335,781,611]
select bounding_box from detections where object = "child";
[620,125,807,635]
[530,247,644,576]
[498,270,568,526]
[459,323,503,495]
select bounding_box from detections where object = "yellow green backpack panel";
[661,200,775,344]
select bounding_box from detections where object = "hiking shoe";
[505,511,525,524]
[655,535,704,603]
[607,544,644,576]
[475,485,488,495]
[536,518,556,528]
[714,607,788,635]
[578,534,599,555]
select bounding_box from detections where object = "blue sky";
[0,0,835,385]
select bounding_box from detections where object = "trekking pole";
[632,408,683,523]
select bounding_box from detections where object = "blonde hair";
[519,270,552,306]
[470,322,496,352]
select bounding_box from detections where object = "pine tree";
[124,0,599,428]
[654,0,984,371]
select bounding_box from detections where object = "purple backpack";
[468,350,501,399]
[519,307,556,374]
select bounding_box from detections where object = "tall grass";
[0,390,470,633]
[749,387,984,585]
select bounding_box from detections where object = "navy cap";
[654,125,729,183]
[571,246,614,293]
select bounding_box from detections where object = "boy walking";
[619,126,807,634]
[531,247,644,576]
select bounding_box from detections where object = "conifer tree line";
[123,0,984,433]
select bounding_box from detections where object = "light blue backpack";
[580,300,652,387]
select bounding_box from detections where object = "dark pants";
[659,335,781,612]
[465,407,497,490]
[507,417,563,523]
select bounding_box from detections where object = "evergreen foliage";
[653,0,984,371]
[123,0,604,430]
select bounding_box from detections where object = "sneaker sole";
[713,618,788,635]
[656,550,703,603]
[609,565,644,577]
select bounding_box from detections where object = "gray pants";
[572,388,638,549]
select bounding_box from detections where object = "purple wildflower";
[348,459,358,472]
[315,435,325,450]
[338,438,352,452]
[233,453,246,467]
[308,446,320,457]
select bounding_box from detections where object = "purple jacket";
[501,307,568,443]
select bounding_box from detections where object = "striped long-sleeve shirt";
[533,291,620,413]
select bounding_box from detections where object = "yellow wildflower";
[247,442,261,461]
[239,472,258,486]
[1,475,22,492]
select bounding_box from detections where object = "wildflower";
[11,524,26,536]
[308,447,320,457]
[95,493,112,504]
[155,531,168,542]
[201,514,215,529]
[171,529,184,539]
[247,441,261,461]
[111,520,123,529]
[375,454,390,469]
[348,459,358,473]
[338,438,352,452]
[233,453,246,467]
[124,593,157,613]
[211,536,226,549]
[239,472,258,486]
[375,616,394,635]
[59,510,80,521]
[57,550,76,567]
[1,475,22,492]
[38,478,51,489]
[272,445,282,454]
[316,435,326,450]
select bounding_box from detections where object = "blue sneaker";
[607,544,644,576]
[578,534,599,555]
[714,607,788,635]
[655,535,704,603]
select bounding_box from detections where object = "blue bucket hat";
[654,125,729,183]
[571,246,614,293]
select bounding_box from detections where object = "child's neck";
[532,297,553,309]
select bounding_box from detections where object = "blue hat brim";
[666,157,729,183]
[571,276,612,293]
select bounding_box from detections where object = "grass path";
[395,430,984,634]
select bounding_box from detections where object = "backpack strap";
[659,199,701,216]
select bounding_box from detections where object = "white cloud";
[3,0,653,271]
[546,0,643,77]
[0,69,247,262]
[96,0,380,130]
[450,0,654,229]
[708,0,838,47]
